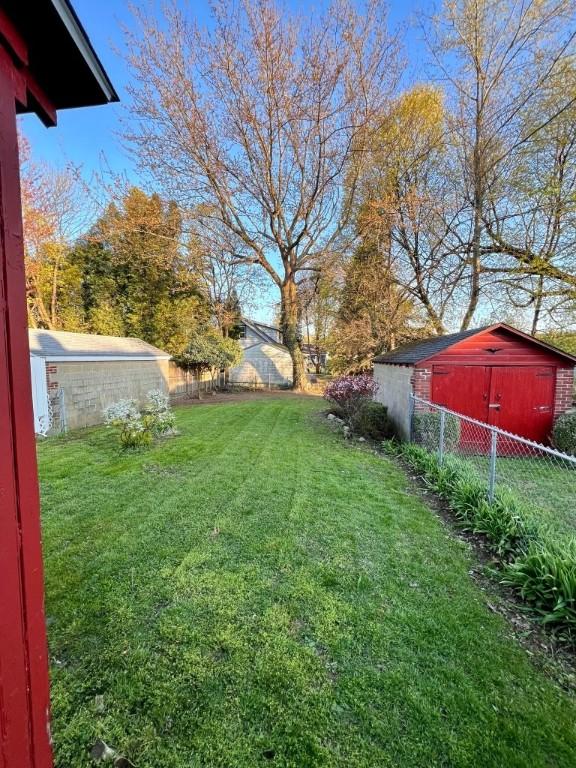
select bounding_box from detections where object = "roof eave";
[50,0,119,104]
[373,322,576,366]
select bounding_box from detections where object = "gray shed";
[29,329,171,432]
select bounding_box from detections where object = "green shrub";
[120,424,153,449]
[412,411,460,451]
[552,411,576,455]
[503,539,576,630]
[103,391,176,449]
[351,401,394,440]
[145,389,177,436]
[390,440,576,632]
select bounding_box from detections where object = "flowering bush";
[323,373,378,422]
[103,399,152,449]
[103,389,176,448]
[145,389,177,436]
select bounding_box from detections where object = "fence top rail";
[411,394,576,465]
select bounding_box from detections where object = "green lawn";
[454,453,576,535]
[38,396,576,768]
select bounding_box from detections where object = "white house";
[228,318,293,387]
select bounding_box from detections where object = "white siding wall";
[373,363,413,440]
[229,342,293,386]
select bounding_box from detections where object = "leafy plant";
[552,411,576,456]
[504,539,576,630]
[390,439,576,633]
[174,330,243,386]
[145,389,177,435]
[104,390,177,448]
[412,411,460,451]
[351,400,394,440]
[323,373,378,422]
[103,399,152,449]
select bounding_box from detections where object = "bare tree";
[20,135,93,329]
[482,62,576,333]
[424,0,576,329]
[123,0,400,388]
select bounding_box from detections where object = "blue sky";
[20,0,429,177]
[19,0,430,323]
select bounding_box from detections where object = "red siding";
[0,33,52,768]
[427,327,565,367]
[418,327,575,444]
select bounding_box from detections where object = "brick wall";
[46,359,169,431]
[554,367,575,418]
[411,366,431,406]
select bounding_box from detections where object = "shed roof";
[373,323,576,365]
[29,330,170,361]
[6,0,119,118]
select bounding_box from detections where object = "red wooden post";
[0,49,53,768]
[0,4,117,764]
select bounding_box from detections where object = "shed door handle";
[488,403,500,410]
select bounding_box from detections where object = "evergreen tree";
[71,188,210,353]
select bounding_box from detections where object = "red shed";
[373,324,576,443]
[0,3,117,767]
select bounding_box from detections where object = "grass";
[457,453,576,535]
[38,396,576,767]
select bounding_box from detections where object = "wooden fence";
[168,362,215,401]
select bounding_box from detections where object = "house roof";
[373,323,576,365]
[6,0,118,119]
[241,318,285,349]
[29,329,170,361]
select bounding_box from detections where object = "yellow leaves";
[376,85,445,161]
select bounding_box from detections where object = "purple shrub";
[324,373,378,421]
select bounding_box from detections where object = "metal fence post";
[488,429,498,502]
[438,409,445,466]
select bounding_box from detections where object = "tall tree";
[72,187,209,353]
[424,0,576,328]
[329,239,423,373]
[20,137,90,329]
[353,85,467,334]
[482,62,576,333]
[299,271,338,373]
[123,0,400,389]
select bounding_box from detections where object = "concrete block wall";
[373,363,414,440]
[46,359,169,431]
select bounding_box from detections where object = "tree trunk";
[461,102,483,331]
[531,275,544,336]
[280,277,308,391]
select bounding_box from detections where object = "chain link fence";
[48,388,67,434]
[410,395,576,535]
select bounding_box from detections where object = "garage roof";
[5,0,119,117]
[29,330,171,361]
[373,324,576,365]
[373,327,486,364]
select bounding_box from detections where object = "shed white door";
[29,356,50,435]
